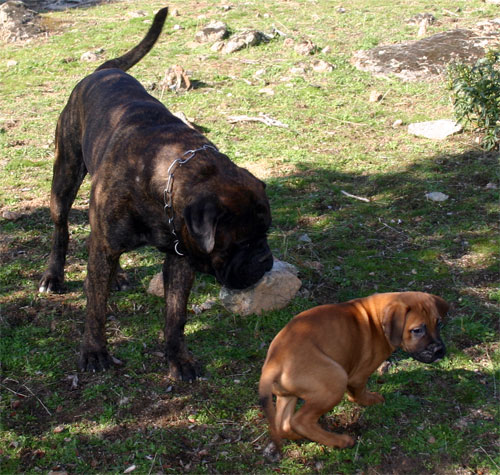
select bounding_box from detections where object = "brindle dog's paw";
[78,347,115,372]
[39,271,65,293]
[167,356,200,382]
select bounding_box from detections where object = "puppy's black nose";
[433,342,446,360]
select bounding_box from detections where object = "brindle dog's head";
[382,292,449,363]
[179,165,273,290]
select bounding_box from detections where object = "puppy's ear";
[431,294,449,318]
[382,302,409,347]
[183,197,221,254]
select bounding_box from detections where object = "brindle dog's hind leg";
[39,119,87,293]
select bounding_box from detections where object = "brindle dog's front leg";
[78,234,119,372]
[162,254,196,381]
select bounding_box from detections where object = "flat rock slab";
[408,120,462,140]
[352,28,493,81]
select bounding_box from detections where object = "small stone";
[127,10,147,18]
[298,233,312,243]
[147,272,164,297]
[311,59,334,72]
[171,8,180,16]
[369,90,383,102]
[337,7,346,13]
[172,24,184,31]
[222,30,263,54]
[321,45,331,54]
[2,210,21,220]
[425,191,449,202]
[486,182,497,190]
[392,119,403,128]
[195,20,228,43]
[290,65,307,74]
[80,51,99,62]
[7,59,17,67]
[211,41,225,52]
[294,40,316,55]
[259,87,275,95]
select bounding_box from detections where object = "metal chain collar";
[163,144,218,256]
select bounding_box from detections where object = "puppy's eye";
[410,326,425,336]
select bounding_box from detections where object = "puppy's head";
[382,292,449,363]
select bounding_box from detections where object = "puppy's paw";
[354,390,385,406]
[337,434,355,449]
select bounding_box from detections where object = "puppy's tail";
[95,7,169,72]
[258,364,281,450]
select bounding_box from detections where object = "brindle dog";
[39,7,273,380]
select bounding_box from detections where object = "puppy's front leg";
[347,381,385,406]
[162,254,196,381]
[79,235,118,372]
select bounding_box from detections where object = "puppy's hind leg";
[275,395,301,441]
[39,120,87,293]
[290,361,355,448]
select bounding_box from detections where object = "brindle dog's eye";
[410,326,425,336]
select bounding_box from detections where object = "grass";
[1,0,499,473]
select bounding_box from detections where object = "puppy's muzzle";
[412,340,446,363]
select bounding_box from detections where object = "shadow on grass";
[0,147,498,472]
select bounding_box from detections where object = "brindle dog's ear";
[184,197,222,254]
[431,294,449,318]
[382,302,409,347]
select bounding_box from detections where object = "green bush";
[447,50,500,151]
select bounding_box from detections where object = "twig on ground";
[147,452,157,475]
[0,383,28,398]
[23,384,52,416]
[227,113,288,128]
[341,190,370,202]
[250,431,267,444]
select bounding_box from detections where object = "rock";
[219,259,301,316]
[352,28,497,81]
[392,119,403,128]
[80,51,99,62]
[147,272,163,297]
[294,40,316,55]
[405,13,436,25]
[160,65,191,91]
[298,233,312,243]
[6,59,17,67]
[0,0,44,42]
[259,87,275,96]
[127,10,147,18]
[290,64,307,75]
[195,20,228,43]
[2,210,21,220]
[408,120,462,140]
[311,59,334,72]
[321,45,331,54]
[222,30,264,54]
[369,90,383,102]
[486,182,498,190]
[425,192,449,202]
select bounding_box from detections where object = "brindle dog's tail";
[95,7,168,72]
